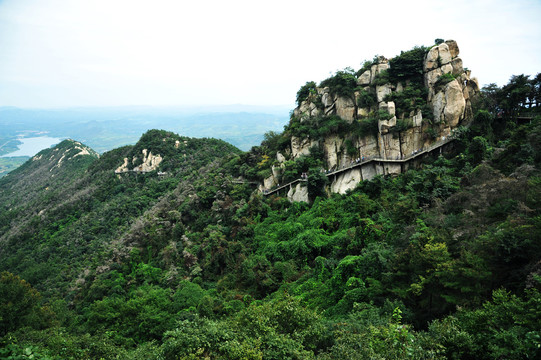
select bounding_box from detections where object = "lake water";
[1,136,63,157]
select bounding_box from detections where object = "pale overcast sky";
[0,0,540,108]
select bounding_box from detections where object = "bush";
[355,116,379,138]
[388,46,429,85]
[371,70,390,86]
[0,272,52,336]
[296,81,318,105]
[356,89,377,109]
[434,73,455,90]
[320,68,358,98]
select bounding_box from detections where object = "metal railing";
[262,136,456,196]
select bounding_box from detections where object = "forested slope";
[1,54,541,358]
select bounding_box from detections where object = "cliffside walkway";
[263,136,455,196]
[326,136,455,177]
[263,179,307,196]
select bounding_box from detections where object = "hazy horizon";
[1,0,540,109]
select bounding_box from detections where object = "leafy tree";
[0,272,52,336]
[469,136,490,164]
[320,68,358,99]
[296,81,318,105]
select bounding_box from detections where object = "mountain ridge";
[1,40,540,359]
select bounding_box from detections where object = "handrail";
[262,178,307,196]
[326,136,455,177]
[262,136,455,196]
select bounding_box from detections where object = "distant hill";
[0,105,290,154]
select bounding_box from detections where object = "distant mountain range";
[0,104,291,154]
[0,105,290,177]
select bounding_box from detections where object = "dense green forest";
[1,58,541,358]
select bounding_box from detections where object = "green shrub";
[357,89,377,109]
[320,68,358,98]
[296,81,318,105]
[356,116,379,138]
[434,73,455,90]
[393,118,412,133]
[371,70,390,86]
[388,45,429,85]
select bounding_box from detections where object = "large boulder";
[335,96,356,123]
[451,57,463,76]
[378,116,397,135]
[370,59,390,84]
[291,136,317,158]
[264,175,276,189]
[444,79,466,127]
[412,109,423,127]
[133,149,163,173]
[445,40,460,58]
[426,68,442,88]
[433,90,445,123]
[324,135,344,170]
[321,87,333,107]
[288,183,309,202]
[376,84,392,103]
[357,70,371,85]
[437,43,452,65]
[330,168,362,194]
[424,46,439,71]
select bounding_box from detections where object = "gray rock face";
[433,90,446,123]
[444,79,466,127]
[324,135,344,170]
[357,70,371,85]
[378,116,397,135]
[321,87,333,107]
[277,40,478,200]
[263,175,276,189]
[291,136,317,159]
[335,96,356,123]
[379,132,401,159]
[451,57,463,76]
[437,43,452,65]
[424,40,476,129]
[379,101,396,116]
[412,109,423,127]
[116,149,163,173]
[445,40,460,58]
[288,183,309,202]
[424,46,439,72]
[331,168,362,194]
[376,84,392,103]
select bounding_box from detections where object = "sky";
[0,0,540,109]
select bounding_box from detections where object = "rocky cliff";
[263,40,479,200]
[115,148,163,174]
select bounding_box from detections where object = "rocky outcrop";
[330,168,362,194]
[424,40,478,128]
[335,96,356,123]
[291,136,318,159]
[273,40,478,200]
[115,149,163,174]
[287,183,309,202]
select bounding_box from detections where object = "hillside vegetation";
[1,45,541,359]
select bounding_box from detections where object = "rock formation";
[115,148,163,174]
[264,40,479,200]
